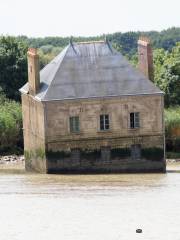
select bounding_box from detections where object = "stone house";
[20,37,166,173]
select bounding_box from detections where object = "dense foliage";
[154,43,180,107]
[17,27,180,58]
[164,107,180,153]
[0,36,28,101]
[165,107,180,137]
[0,90,22,154]
[38,46,63,69]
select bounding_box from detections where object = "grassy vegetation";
[165,107,180,157]
[0,91,23,155]
[165,107,180,137]
[166,152,180,159]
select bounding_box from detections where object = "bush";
[165,107,180,138]
[0,36,28,101]
[165,107,180,153]
[0,93,23,154]
[166,152,180,159]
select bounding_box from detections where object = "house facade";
[20,38,166,173]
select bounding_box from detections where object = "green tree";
[0,36,28,101]
[153,43,180,106]
[38,46,63,69]
[0,91,22,154]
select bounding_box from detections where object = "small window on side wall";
[130,112,140,129]
[100,114,109,131]
[70,116,80,133]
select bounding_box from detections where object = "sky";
[0,0,179,37]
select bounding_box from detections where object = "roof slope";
[20,41,163,101]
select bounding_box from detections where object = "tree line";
[17,27,180,57]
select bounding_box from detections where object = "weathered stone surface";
[21,94,46,173]
[21,93,165,173]
[138,37,154,81]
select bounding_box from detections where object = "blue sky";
[0,0,179,37]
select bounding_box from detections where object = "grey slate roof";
[20,41,163,101]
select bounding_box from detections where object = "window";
[130,112,140,129]
[69,116,80,133]
[100,114,109,130]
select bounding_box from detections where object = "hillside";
[17,27,180,57]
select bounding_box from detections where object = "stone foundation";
[46,147,166,174]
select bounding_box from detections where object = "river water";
[0,163,180,240]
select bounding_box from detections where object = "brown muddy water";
[0,163,180,240]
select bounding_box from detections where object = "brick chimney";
[27,48,40,96]
[138,37,154,81]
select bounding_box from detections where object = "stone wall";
[46,145,165,173]
[44,94,164,141]
[21,94,46,172]
[21,93,165,173]
[44,94,165,173]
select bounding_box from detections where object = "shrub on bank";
[165,107,180,154]
[166,151,180,159]
[165,107,180,138]
[0,92,23,154]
